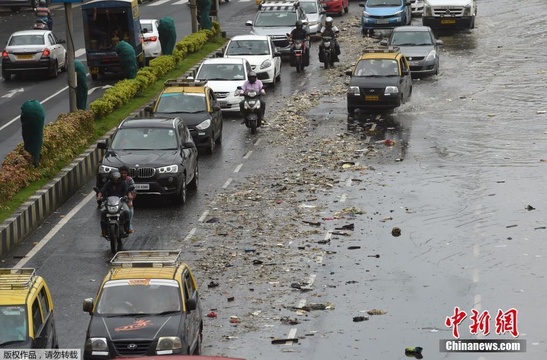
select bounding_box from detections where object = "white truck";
[422,0,477,30]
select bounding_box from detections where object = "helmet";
[39,0,46,6]
[295,20,303,28]
[325,17,333,24]
[110,170,121,183]
[248,71,257,83]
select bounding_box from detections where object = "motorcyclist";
[96,170,130,237]
[319,17,341,62]
[33,19,48,30]
[35,0,53,30]
[238,71,266,122]
[289,20,310,65]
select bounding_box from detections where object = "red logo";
[115,319,152,332]
[445,307,519,338]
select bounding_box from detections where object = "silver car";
[410,0,424,16]
[380,25,443,77]
[299,0,326,37]
[2,30,67,81]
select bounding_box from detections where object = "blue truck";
[81,0,144,80]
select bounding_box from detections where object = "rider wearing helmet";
[35,0,53,30]
[97,170,130,237]
[239,71,266,122]
[289,20,310,66]
[319,17,341,61]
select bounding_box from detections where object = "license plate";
[365,95,379,101]
[90,67,99,74]
[219,101,228,107]
[376,19,390,24]
[409,61,419,66]
[441,19,456,24]
[134,184,149,190]
[16,54,33,60]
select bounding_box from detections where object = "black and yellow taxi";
[0,268,58,349]
[82,250,203,360]
[146,79,223,155]
[346,47,413,114]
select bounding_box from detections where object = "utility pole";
[65,3,77,112]
[189,0,198,33]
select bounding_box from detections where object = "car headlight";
[157,165,179,174]
[394,10,404,16]
[98,165,117,174]
[463,4,473,16]
[156,336,182,351]
[384,86,399,95]
[423,3,433,16]
[362,11,371,18]
[347,86,360,96]
[85,337,108,351]
[260,59,272,69]
[195,119,211,130]
[425,49,437,62]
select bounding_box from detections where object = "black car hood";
[349,76,401,88]
[153,112,210,127]
[89,315,182,340]
[102,150,178,168]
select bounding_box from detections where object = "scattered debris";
[353,316,369,322]
[271,338,298,345]
[367,309,387,315]
[280,316,300,325]
[348,246,361,250]
[205,217,219,223]
[227,297,234,302]
[526,205,535,211]
[229,316,241,324]
[303,220,322,226]
[207,281,219,288]
[207,311,217,318]
[392,227,401,237]
[346,280,358,284]
[506,224,518,228]
[331,230,351,236]
[335,223,355,230]
[405,346,423,359]
[367,254,380,258]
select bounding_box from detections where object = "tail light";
[2,50,8,58]
[42,48,50,57]
[145,36,158,42]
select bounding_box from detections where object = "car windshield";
[156,93,207,113]
[367,0,402,7]
[0,305,27,345]
[226,40,270,56]
[111,128,179,150]
[95,280,182,315]
[196,63,246,81]
[354,59,399,77]
[300,2,318,14]
[391,31,432,46]
[9,34,45,46]
[254,11,297,27]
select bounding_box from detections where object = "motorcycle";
[287,34,309,73]
[319,35,337,69]
[237,87,263,134]
[94,187,130,254]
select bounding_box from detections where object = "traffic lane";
[0,112,276,349]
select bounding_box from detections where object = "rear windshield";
[9,34,44,46]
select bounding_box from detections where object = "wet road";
[3,0,547,359]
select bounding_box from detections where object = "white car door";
[48,33,62,65]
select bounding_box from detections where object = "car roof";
[359,52,401,61]
[201,57,248,65]
[229,35,270,41]
[10,30,49,36]
[162,86,207,95]
[106,250,192,280]
[0,269,42,305]
[119,118,180,129]
[392,25,431,32]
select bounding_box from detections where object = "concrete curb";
[0,45,227,259]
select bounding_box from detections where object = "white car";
[410,0,424,16]
[140,19,162,62]
[193,58,252,113]
[221,35,281,87]
[1,30,67,81]
[299,0,326,37]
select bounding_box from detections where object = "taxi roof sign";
[164,79,208,88]
[110,250,182,268]
[0,268,37,290]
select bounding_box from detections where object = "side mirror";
[183,142,197,149]
[274,51,281,57]
[186,298,197,311]
[436,39,444,45]
[216,51,224,57]
[403,69,409,76]
[320,10,326,14]
[144,105,154,113]
[379,39,388,46]
[345,70,353,76]
[83,298,94,314]
[245,20,253,26]
[97,141,108,150]
[359,3,364,7]
[58,39,66,44]
[236,85,242,90]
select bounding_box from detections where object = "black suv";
[96,118,198,205]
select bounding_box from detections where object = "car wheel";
[215,123,223,145]
[271,73,277,87]
[206,132,215,154]
[175,174,187,205]
[2,70,11,81]
[50,60,58,79]
[61,54,68,72]
[188,163,199,191]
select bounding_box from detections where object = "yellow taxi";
[82,250,203,359]
[0,268,58,348]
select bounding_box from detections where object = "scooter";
[33,19,49,30]
[94,187,130,254]
[238,86,263,135]
[319,35,337,69]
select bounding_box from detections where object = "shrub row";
[0,22,221,209]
